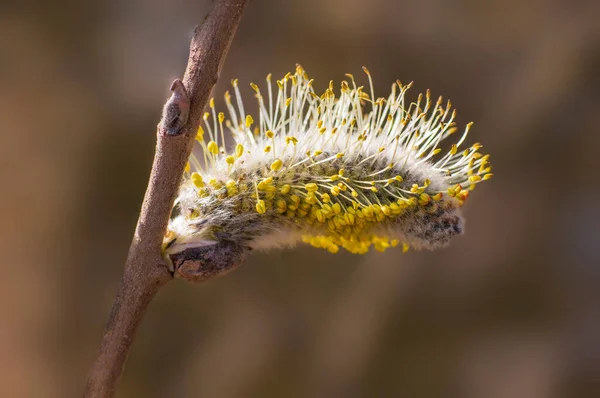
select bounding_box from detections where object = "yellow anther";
[271,159,283,171]
[235,144,244,158]
[256,200,266,214]
[389,203,401,215]
[332,203,341,214]
[258,176,273,188]
[468,175,482,183]
[381,205,391,216]
[327,244,339,254]
[305,183,318,192]
[321,193,331,203]
[196,126,204,141]
[245,115,254,128]
[218,112,225,123]
[418,193,431,206]
[285,136,298,145]
[316,210,324,223]
[226,180,238,196]
[345,213,355,225]
[197,187,210,198]
[483,173,494,180]
[336,152,344,158]
[305,192,317,204]
[280,184,291,194]
[207,141,219,155]
[276,199,287,209]
[266,130,274,139]
[296,209,307,217]
[226,156,235,165]
[184,162,190,173]
[209,98,215,108]
[191,172,204,188]
[457,190,470,201]
[285,98,291,107]
[264,145,272,153]
[208,178,221,189]
[330,186,340,196]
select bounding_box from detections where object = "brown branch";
[83,1,249,397]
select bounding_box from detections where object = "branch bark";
[84,1,249,396]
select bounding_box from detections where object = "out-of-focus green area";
[1,0,599,397]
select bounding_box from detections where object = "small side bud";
[160,79,190,135]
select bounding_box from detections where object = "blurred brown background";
[1,0,599,397]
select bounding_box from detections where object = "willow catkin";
[164,66,492,278]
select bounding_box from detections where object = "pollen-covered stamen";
[166,66,492,256]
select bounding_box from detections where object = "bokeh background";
[2,0,599,397]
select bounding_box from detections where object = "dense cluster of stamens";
[164,65,492,259]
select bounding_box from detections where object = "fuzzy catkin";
[164,65,492,261]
